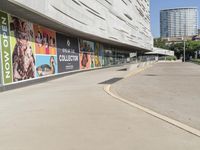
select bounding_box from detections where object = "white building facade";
[1,0,153,50]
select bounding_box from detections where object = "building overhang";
[0,0,152,53]
[145,47,174,56]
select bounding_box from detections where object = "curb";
[0,63,129,92]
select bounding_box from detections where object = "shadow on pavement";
[99,78,124,84]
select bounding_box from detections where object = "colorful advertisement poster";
[79,39,94,52]
[90,54,95,68]
[9,15,36,82]
[80,52,91,69]
[94,43,103,67]
[0,11,12,84]
[79,39,94,69]
[34,24,58,77]
[35,55,58,77]
[33,24,56,55]
[56,33,79,73]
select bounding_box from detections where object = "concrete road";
[112,62,200,130]
[0,63,200,150]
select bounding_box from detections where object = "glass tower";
[160,7,198,38]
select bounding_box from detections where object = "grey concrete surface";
[112,62,200,131]
[0,63,200,150]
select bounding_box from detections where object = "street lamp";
[182,37,186,62]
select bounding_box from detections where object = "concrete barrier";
[127,64,139,71]
[137,60,155,68]
[141,62,145,67]
[146,61,151,66]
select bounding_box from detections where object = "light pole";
[182,37,186,62]
[183,40,186,62]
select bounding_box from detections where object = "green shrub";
[166,56,177,61]
[191,59,200,64]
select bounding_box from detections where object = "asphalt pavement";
[0,62,200,150]
[112,62,200,130]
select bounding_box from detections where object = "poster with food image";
[56,33,79,73]
[9,15,36,82]
[0,11,13,84]
[80,52,91,69]
[35,55,57,77]
[33,24,56,55]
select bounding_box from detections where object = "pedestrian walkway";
[0,63,200,150]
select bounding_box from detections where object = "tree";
[186,41,200,52]
[154,38,169,49]
[154,38,200,59]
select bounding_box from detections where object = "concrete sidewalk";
[0,63,200,150]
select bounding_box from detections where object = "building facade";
[0,0,153,87]
[160,7,198,38]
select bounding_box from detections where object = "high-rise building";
[160,7,198,38]
[198,29,200,35]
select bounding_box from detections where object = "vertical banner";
[33,24,58,77]
[56,33,79,73]
[9,15,36,82]
[79,39,94,69]
[0,11,12,84]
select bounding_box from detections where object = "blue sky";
[150,0,200,38]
